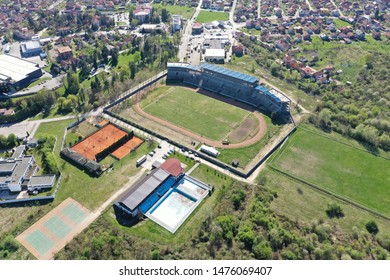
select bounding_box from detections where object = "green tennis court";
[61,203,88,224]
[44,216,72,239]
[25,230,55,256]
[16,198,92,259]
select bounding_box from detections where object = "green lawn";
[141,86,252,141]
[333,19,351,28]
[239,28,262,36]
[196,11,229,23]
[296,36,390,82]
[27,77,51,89]
[270,128,390,217]
[264,168,390,238]
[153,4,195,19]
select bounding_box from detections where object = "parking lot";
[141,140,174,170]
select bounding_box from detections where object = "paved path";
[133,88,267,149]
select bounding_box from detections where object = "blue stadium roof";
[265,90,281,103]
[199,63,259,84]
[167,62,200,71]
[255,85,269,93]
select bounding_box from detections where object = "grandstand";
[167,62,291,115]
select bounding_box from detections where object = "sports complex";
[112,62,294,171]
[61,121,144,175]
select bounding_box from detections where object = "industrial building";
[0,145,56,193]
[167,62,291,115]
[204,49,225,63]
[20,40,44,57]
[0,54,43,93]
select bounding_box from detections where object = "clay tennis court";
[111,136,144,159]
[72,123,128,161]
[16,198,93,260]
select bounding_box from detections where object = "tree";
[101,45,109,64]
[6,133,17,149]
[129,62,137,79]
[231,188,246,210]
[161,8,169,23]
[65,72,80,95]
[110,48,119,67]
[366,220,379,235]
[326,202,344,218]
[253,241,272,260]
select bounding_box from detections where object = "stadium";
[167,62,291,116]
[109,62,294,171]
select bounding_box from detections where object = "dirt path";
[133,89,268,149]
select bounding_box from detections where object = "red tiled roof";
[160,158,184,177]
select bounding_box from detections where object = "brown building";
[57,46,73,60]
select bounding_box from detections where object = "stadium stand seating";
[167,62,291,115]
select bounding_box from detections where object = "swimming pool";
[145,176,211,233]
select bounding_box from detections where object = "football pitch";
[140,86,257,141]
[271,128,390,217]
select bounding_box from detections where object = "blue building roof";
[265,90,281,103]
[255,85,269,93]
[199,63,258,84]
[167,62,200,71]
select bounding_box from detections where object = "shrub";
[366,220,379,235]
[325,202,344,218]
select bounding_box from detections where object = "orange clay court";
[111,136,144,159]
[72,124,128,161]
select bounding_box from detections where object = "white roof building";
[0,55,41,84]
[204,49,225,62]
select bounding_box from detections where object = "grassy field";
[140,86,254,141]
[296,36,390,82]
[263,168,390,238]
[153,4,195,19]
[333,19,352,28]
[239,28,262,35]
[270,128,390,217]
[196,11,229,23]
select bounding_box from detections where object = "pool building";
[114,158,211,233]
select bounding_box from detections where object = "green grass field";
[141,86,253,141]
[196,11,229,23]
[263,168,390,238]
[296,36,390,82]
[153,4,195,19]
[271,128,390,217]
